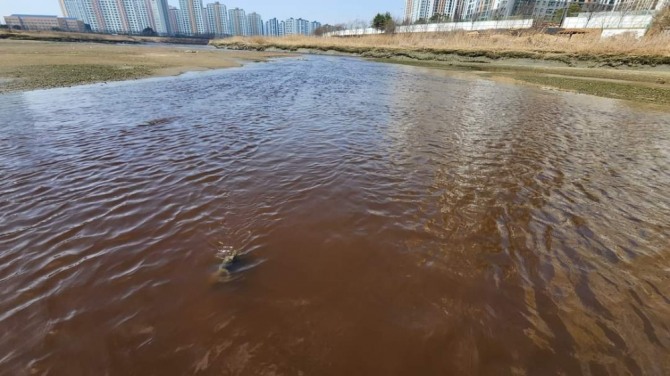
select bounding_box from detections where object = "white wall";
[562,12,654,29]
[397,19,533,32]
[601,28,647,38]
[325,19,534,37]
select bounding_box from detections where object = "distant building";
[247,12,264,36]
[205,2,229,36]
[168,6,179,34]
[409,0,435,22]
[284,17,297,34]
[57,0,323,37]
[93,0,121,33]
[179,0,206,35]
[610,0,667,11]
[404,0,415,21]
[282,17,318,36]
[297,18,310,34]
[59,0,101,30]
[310,21,322,34]
[265,17,280,36]
[59,0,172,35]
[3,14,87,32]
[175,8,189,34]
[122,0,153,34]
[228,8,248,36]
[402,0,664,22]
[146,0,172,35]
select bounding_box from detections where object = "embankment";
[0,30,210,45]
[211,34,670,105]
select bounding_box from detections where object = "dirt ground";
[0,40,287,92]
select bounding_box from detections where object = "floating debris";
[138,116,178,127]
[216,245,240,269]
[210,244,241,283]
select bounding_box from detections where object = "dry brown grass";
[648,6,670,36]
[213,30,670,58]
[0,29,207,44]
[210,31,670,105]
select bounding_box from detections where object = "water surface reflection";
[1,56,669,375]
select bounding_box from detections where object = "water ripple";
[0,56,668,375]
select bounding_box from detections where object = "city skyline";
[403,0,667,23]
[42,0,323,37]
[0,0,397,25]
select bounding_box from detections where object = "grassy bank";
[211,33,670,66]
[0,40,284,92]
[211,34,670,105]
[0,29,209,45]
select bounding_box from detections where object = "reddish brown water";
[1,57,669,375]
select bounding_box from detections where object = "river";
[1,56,669,375]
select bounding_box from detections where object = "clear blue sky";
[0,0,402,25]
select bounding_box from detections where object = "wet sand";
[376,58,670,106]
[0,40,286,92]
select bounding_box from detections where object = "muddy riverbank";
[212,36,670,105]
[0,29,209,45]
[0,40,285,92]
[375,57,670,105]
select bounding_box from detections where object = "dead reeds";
[212,29,670,59]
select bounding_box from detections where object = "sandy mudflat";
[0,40,287,92]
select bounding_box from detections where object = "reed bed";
[212,30,670,62]
[212,30,670,104]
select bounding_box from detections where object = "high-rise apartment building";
[409,0,436,22]
[247,12,264,36]
[205,2,229,36]
[228,8,249,36]
[175,8,189,34]
[404,0,415,21]
[493,0,517,18]
[122,0,150,33]
[59,1,322,37]
[404,0,571,22]
[59,0,171,34]
[97,0,126,33]
[59,0,100,29]
[179,0,206,35]
[297,18,309,34]
[310,21,322,34]
[265,17,280,36]
[283,17,297,35]
[437,0,461,20]
[167,5,180,34]
[282,17,317,35]
[610,0,666,10]
[146,0,171,34]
